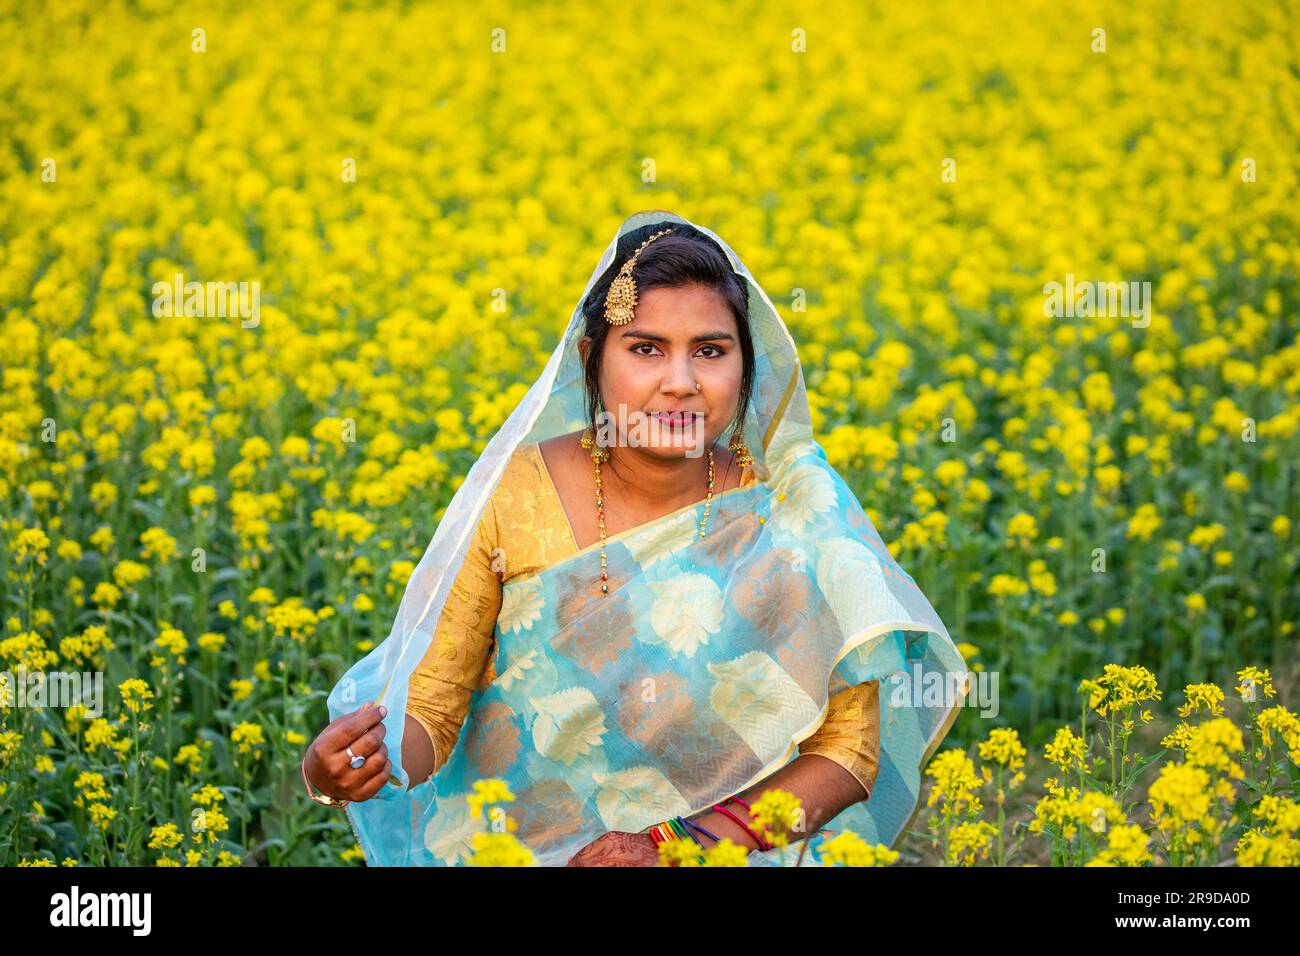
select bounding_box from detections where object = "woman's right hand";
[304,700,393,803]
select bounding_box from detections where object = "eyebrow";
[620,331,737,344]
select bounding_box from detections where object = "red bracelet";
[710,797,773,852]
[723,795,774,850]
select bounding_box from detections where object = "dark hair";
[579,221,755,441]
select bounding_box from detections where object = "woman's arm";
[400,491,504,790]
[796,680,882,800]
[689,681,881,854]
[306,483,503,801]
[684,750,868,853]
[565,751,867,866]
[401,712,438,790]
[568,682,882,864]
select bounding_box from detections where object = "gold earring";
[581,423,609,462]
[728,428,754,468]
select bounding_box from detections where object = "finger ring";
[346,746,366,770]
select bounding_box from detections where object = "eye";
[631,342,661,357]
[697,344,725,358]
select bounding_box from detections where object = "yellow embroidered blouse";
[405,441,882,797]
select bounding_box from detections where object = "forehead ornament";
[604,228,674,325]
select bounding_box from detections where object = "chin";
[643,435,712,459]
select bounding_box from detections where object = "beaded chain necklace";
[592,446,716,595]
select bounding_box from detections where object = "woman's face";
[581,282,743,460]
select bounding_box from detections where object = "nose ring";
[694,382,701,391]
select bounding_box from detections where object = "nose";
[660,352,698,398]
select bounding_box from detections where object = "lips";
[650,411,702,428]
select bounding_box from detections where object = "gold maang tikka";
[603,228,674,325]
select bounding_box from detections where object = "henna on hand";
[565,831,660,867]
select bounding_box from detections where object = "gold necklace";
[594,446,715,594]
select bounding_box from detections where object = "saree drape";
[402,440,886,801]
[326,209,970,866]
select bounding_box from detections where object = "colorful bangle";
[670,817,697,846]
[648,816,707,863]
[681,816,721,845]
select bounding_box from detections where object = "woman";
[302,211,968,866]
